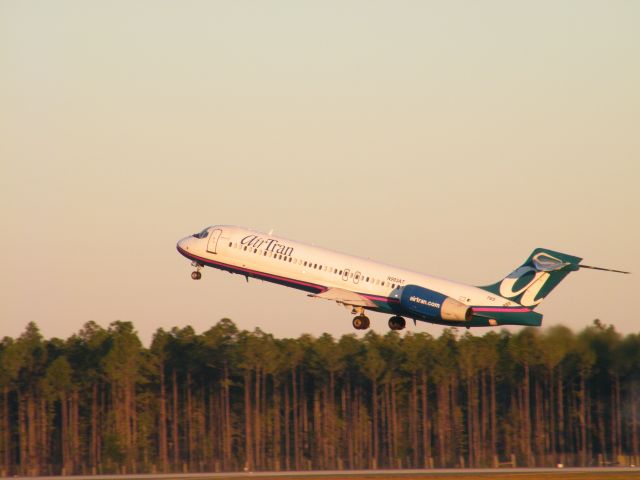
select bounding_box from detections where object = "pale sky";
[1,1,639,344]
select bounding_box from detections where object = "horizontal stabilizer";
[579,264,630,274]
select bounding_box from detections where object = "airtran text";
[241,234,294,257]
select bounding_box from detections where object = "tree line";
[1,318,639,476]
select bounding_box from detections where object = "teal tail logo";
[480,248,582,309]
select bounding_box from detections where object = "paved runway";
[14,467,640,480]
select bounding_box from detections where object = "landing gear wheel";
[191,271,202,280]
[352,315,370,330]
[388,316,406,331]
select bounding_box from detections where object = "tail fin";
[480,248,582,309]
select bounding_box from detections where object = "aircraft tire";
[353,315,370,330]
[191,271,201,280]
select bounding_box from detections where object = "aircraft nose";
[176,236,191,253]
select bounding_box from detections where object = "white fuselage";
[176,225,516,317]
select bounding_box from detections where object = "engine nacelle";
[399,285,472,322]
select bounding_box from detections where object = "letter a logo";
[499,267,551,307]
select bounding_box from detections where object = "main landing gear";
[191,262,202,280]
[350,308,406,331]
[352,307,370,330]
[388,315,406,331]
[352,315,370,330]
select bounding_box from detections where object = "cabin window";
[289,257,292,262]
[254,248,257,253]
[381,281,385,286]
[243,246,248,251]
[314,263,317,269]
[228,242,232,247]
[366,276,369,282]
[339,270,343,275]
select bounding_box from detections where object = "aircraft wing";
[308,288,377,308]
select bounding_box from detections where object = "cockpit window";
[192,227,210,239]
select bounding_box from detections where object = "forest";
[1,318,639,476]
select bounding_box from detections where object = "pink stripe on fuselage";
[472,307,531,313]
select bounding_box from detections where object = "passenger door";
[207,228,222,254]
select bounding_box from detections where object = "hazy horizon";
[2,1,638,345]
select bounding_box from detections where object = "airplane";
[176,225,629,330]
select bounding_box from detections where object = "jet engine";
[398,285,472,322]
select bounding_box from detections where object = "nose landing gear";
[388,316,406,331]
[191,262,202,280]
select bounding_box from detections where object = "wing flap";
[308,288,377,308]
